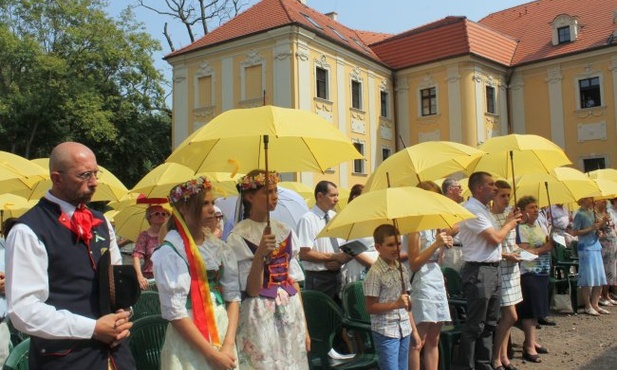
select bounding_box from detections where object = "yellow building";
[166,0,617,189]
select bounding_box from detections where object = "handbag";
[98,250,141,314]
[551,278,574,313]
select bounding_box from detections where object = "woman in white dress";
[152,176,241,370]
[408,181,453,370]
[227,170,310,370]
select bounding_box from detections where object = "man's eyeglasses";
[152,211,169,217]
[58,170,101,182]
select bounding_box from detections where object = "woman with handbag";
[152,177,241,370]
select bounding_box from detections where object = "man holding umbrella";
[456,172,521,370]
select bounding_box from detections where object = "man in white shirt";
[297,181,351,305]
[5,142,135,370]
[456,172,521,370]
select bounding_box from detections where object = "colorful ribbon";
[172,208,220,346]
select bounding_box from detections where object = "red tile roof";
[166,0,383,61]
[370,17,518,70]
[479,0,617,65]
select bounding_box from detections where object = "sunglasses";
[151,211,169,217]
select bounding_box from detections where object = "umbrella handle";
[263,135,271,229]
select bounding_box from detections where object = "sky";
[107,0,531,101]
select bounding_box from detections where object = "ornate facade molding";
[418,75,436,90]
[196,61,214,77]
[546,66,563,84]
[241,50,264,66]
[350,66,363,82]
[314,54,331,69]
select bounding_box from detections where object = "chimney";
[325,12,338,21]
[298,0,307,5]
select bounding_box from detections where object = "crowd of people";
[1,141,617,370]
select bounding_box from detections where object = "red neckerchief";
[68,204,103,246]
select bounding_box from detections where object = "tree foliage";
[0,0,171,187]
[137,0,248,51]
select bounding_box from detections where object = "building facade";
[166,0,617,188]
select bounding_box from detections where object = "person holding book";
[364,224,420,370]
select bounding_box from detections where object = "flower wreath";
[236,171,280,192]
[169,176,212,204]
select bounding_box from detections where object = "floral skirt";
[237,293,309,370]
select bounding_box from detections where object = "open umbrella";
[590,179,617,200]
[515,167,600,208]
[0,151,48,194]
[0,194,38,225]
[470,134,572,204]
[113,203,173,242]
[278,181,313,205]
[129,162,241,200]
[317,186,475,240]
[13,160,128,202]
[587,168,617,182]
[364,141,485,191]
[166,105,363,174]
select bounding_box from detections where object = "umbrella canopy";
[113,203,172,242]
[590,179,617,200]
[515,167,600,207]
[0,194,37,220]
[587,168,617,182]
[471,134,572,179]
[278,181,313,204]
[129,163,240,200]
[365,141,485,191]
[216,187,309,231]
[13,159,128,202]
[166,105,364,174]
[317,187,476,240]
[0,152,48,194]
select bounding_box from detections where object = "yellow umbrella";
[365,141,485,191]
[113,203,172,242]
[166,105,363,174]
[278,181,313,204]
[130,163,241,200]
[515,167,600,208]
[14,159,128,202]
[0,152,48,194]
[317,186,476,240]
[587,168,617,182]
[590,179,617,200]
[0,194,38,221]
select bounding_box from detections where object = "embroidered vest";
[244,232,297,299]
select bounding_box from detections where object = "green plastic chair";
[128,315,168,370]
[341,282,375,354]
[3,337,30,370]
[301,289,378,370]
[132,291,162,321]
[439,267,467,370]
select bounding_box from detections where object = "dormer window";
[552,14,578,46]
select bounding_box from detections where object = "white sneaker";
[599,299,613,307]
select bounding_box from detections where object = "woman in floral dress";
[227,169,309,369]
[594,199,617,306]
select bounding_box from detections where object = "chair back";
[441,267,463,298]
[3,337,30,370]
[301,290,344,366]
[128,315,168,370]
[342,282,370,324]
[132,291,161,321]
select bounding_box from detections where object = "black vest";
[18,198,135,370]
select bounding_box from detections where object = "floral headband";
[236,171,280,192]
[169,176,212,204]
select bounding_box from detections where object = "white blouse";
[227,219,305,292]
[152,230,241,321]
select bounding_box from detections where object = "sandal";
[535,346,549,354]
[522,350,542,363]
[504,364,519,370]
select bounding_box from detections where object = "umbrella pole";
[386,172,407,295]
[544,181,554,232]
[263,135,271,231]
[510,150,518,206]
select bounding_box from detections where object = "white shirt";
[227,219,304,291]
[459,197,501,263]
[152,230,241,321]
[6,192,121,340]
[296,205,342,272]
[0,239,7,319]
[550,205,570,230]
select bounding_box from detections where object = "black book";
[339,239,369,257]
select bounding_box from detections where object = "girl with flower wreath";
[227,169,310,369]
[151,176,241,370]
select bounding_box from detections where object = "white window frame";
[575,74,603,109]
[353,141,365,174]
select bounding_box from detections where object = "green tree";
[0,0,171,187]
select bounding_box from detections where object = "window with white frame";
[380,90,389,118]
[351,80,362,110]
[353,142,365,173]
[579,77,601,108]
[551,15,578,46]
[557,26,571,43]
[486,86,496,114]
[583,156,606,172]
[316,67,328,100]
[420,87,437,116]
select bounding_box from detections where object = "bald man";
[6,142,135,370]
